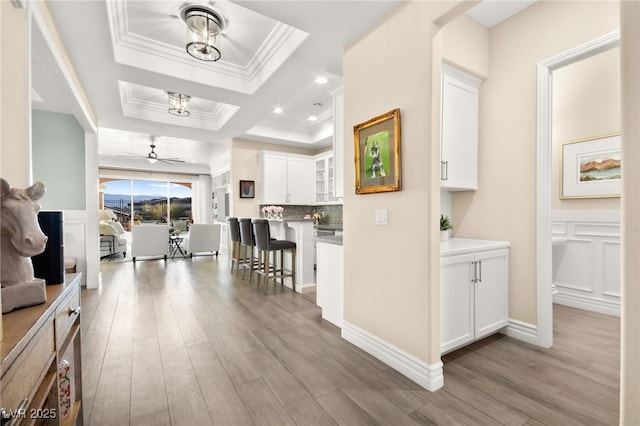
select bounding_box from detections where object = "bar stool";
[227,217,241,274]
[238,218,256,282]
[251,219,296,294]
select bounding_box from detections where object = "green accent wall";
[32,110,85,210]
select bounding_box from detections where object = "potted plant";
[440,214,453,241]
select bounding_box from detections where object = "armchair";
[185,223,221,257]
[99,208,117,221]
[131,224,169,262]
[100,220,129,258]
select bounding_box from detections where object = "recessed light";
[308,115,318,122]
[315,76,328,84]
[273,107,283,114]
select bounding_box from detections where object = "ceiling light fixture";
[180,4,225,62]
[314,76,328,84]
[167,92,191,117]
[273,107,283,114]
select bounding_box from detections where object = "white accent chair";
[99,208,117,221]
[131,224,169,262]
[185,223,221,257]
[100,220,129,258]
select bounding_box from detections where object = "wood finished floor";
[82,256,620,425]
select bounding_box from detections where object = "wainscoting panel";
[602,240,621,297]
[552,210,620,316]
[554,239,594,293]
[63,210,86,286]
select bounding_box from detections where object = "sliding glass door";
[100,178,193,229]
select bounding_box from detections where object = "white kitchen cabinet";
[331,87,344,198]
[259,152,312,205]
[316,240,343,327]
[314,153,340,205]
[441,247,509,354]
[440,64,482,191]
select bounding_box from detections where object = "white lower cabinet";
[441,248,509,354]
[316,241,343,328]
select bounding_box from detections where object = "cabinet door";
[328,156,337,202]
[441,253,475,353]
[441,73,479,191]
[333,91,344,198]
[262,155,288,204]
[287,157,312,204]
[315,158,327,204]
[316,242,343,327]
[474,249,509,339]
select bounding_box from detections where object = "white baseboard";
[341,321,443,392]
[281,280,316,294]
[554,292,620,317]
[296,282,316,294]
[503,318,538,346]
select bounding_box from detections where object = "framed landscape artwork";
[353,108,401,194]
[239,180,255,198]
[560,133,621,199]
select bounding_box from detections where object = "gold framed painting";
[354,108,401,194]
[560,133,621,199]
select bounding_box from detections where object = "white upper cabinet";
[314,152,340,205]
[440,64,482,191]
[332,87,344,198]
[259,152,312,205]
[287,156,313,205]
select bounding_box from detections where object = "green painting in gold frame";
[354,108,401,194]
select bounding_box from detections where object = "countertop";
[268,218,314,223]
[441,237,509,257]
[312,234,343,246]
[315,224,343,231]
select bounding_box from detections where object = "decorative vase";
[58,359,71,419]
[440,230,450,241]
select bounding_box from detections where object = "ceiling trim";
[106,0,309,95]
[118,81,239,132]
[246,118,333,145]
[31,0,97,132]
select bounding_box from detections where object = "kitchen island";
[312,234,343,328]
[268,219,316,293]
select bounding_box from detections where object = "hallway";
[81,256,619,425]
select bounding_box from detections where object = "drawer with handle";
[0,317,55,421]
[54,286,80,346]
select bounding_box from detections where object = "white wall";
[451,1,619,325]
[620,1,640,422]
[552,47,620,210]
[1,1,31,187]
[343,2,465,390]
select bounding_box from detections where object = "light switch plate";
[375,209,388,226]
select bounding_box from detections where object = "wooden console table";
[1,273,83,425]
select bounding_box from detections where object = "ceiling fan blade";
[158,158,185,163]
[157,159,178,165]
[117,153,145,158]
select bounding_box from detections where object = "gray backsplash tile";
[259,204,343,226]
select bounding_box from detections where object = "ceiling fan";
[122,139,185,165]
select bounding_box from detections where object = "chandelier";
[167,92,191,117]
[180,5,225,62]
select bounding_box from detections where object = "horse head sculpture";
[1,178,48,286]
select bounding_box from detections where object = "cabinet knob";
[68,306,81,316]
